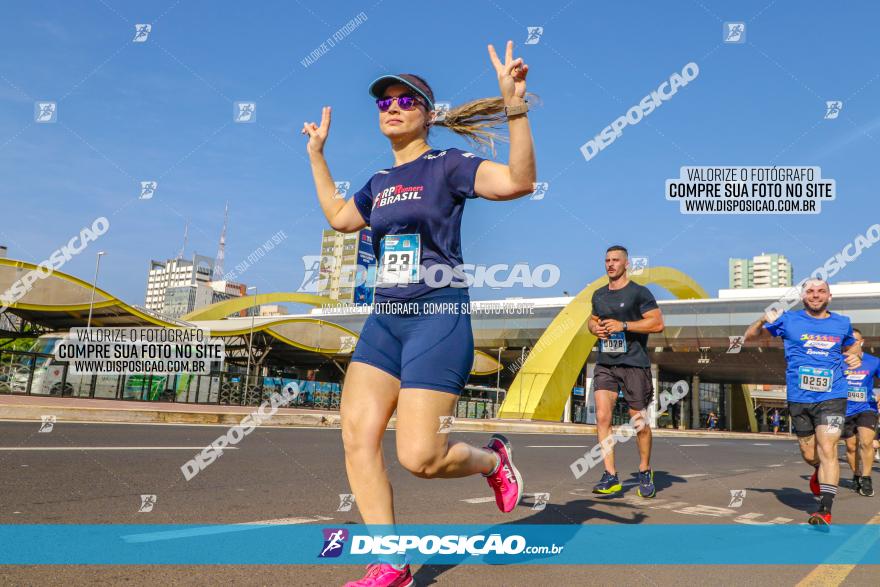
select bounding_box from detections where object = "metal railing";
[0,348,502,416]
[0,349,268,406]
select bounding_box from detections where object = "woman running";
[302,40,536,587]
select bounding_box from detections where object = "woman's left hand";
[488,40,528,105]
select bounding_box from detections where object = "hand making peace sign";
[301,105,331,156]
[487,40,529,105]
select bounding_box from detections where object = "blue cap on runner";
[368,74,435,111]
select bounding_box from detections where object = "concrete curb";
[0,405,342,428]
[0,404,792,441]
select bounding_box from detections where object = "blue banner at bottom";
[1,524,878,564]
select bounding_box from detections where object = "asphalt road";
[1,420,878,586]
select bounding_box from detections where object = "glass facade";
[656,379,683,429]
[698,382,722,429]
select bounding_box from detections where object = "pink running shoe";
[484,433,523,513]
[343,563,413,587]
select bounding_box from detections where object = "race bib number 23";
[378,234,420,285]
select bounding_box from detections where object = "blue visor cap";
[369,74,435,111]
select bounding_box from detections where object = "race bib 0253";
[799,366,832,393]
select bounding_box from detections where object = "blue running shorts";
[350,288,474,394]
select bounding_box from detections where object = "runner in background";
[745,279,862,524]
[842,329,878,497]
[588,246,665,498]
[771,409,781,435]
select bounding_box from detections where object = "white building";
[161,279,248,319]
[728,253,791,289]
[145,254,216,313]
[318,228,374,304]
[259,304,288,317]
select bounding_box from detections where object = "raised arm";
[302,106,367,233]
[474,41,536,201]
[744,310,777,343]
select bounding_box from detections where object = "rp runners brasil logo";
[372,184,425,209]
[319,528,349,558]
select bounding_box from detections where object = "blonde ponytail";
[432,93,538,157]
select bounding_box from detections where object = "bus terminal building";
[2,258,879,433]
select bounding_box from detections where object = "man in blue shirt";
[842,328,878,497]
[745,279,862,525]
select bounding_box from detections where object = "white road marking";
[734,512,793,525]
[122,515,333,543]
[753,443,771,446]
[0,419,342,430]
[461,497,496,504]
[0,446,239,451]
[245,516,333,525]
[463,493,545,504]
[768,464,784,467]
[580,494,796,525]
[680,473,709,478]
[733,468,754,472]
[650,501,690,510]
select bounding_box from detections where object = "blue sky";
[1,0,878,305]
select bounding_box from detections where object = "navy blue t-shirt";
[764,310,856,403]
[353,148,486,300]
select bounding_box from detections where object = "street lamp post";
[496,346,506,390]
[245,286,257,393]
[86,252,105,329]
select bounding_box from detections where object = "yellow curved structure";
[264,322,358,355]
[0,258,185,328]
[203,316,361,354]
[182,292,336,321]
[498,267,708,420]
[472,349,503,376]
[0,257,505,375]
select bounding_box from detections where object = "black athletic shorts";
[842,410,879,439]
[788,398,847,438]
[592,364,654,411]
